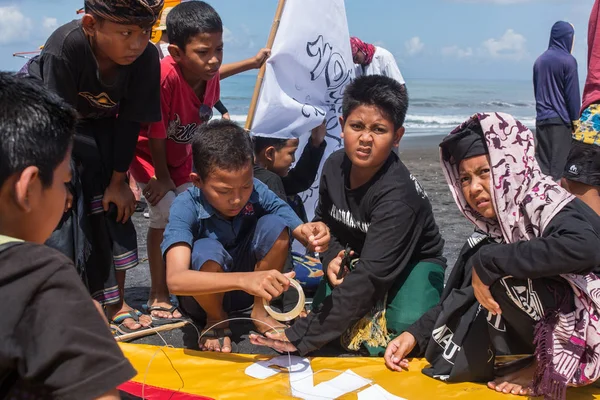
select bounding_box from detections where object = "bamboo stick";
[244,0,287,131]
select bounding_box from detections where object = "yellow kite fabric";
[149,0,181,43]
[118,343,600,399]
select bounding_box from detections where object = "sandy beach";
[124,133,475,352]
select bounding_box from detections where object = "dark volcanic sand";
[124,134,474,353]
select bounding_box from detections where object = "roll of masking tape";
[262,279,305,322]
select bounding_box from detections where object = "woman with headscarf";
[350,37,405,86]
[384,113,600,399]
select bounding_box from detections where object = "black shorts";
[563,139,600,187]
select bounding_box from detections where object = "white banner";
[251,0,354,225]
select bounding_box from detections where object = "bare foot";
[107,302,152,331]
[488,360,537,396]
[199,325,232,353]
[251,306,287,335]
[147,296,183,319]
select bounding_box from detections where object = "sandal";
[199,327,233,352]
[110,309,152,335]
[145,304,189,326]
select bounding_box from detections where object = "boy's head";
[253,136,299,177]
[340,75,408,170]
[191,120,254,218]
[82,0,164,66]
[166,1,223,82]
[0,73,75,244]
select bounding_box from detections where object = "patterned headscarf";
[350,37,376,65]
[84,0,164,26]
[441,112,600,399]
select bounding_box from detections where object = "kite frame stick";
[114,320,190,342]
[244,0,286,131]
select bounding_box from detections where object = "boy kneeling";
[252,75,446,356]
[162,120,329,352]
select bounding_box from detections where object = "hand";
[143,176,176,207]
[222,112,231,120]
[472,267,502,315]
[249,330,297,352]
[384,332,416,372]
[64,186,74,213]
[294,222,329,253]
[103,177,136,223]
[327,249,353,287]
[242,270,294,301]
[252,48,271,69]
[310,120,327,147]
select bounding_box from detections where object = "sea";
[222,74,537,137]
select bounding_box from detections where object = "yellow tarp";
[120,343,600,399]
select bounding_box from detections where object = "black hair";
[167,1,223,50]
[0,72,76,188]
[342,75,409,130]
[84,0,164,28]
[252,136,289,156]
[192,119,253,180]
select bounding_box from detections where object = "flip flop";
[199,327,233,352]
[145,304,189,326]
[110,309,153,335]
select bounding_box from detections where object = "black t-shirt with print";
[0,242,136,399]
[286,149,446,355]
[28,19,161,171]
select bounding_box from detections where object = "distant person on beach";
[250,75,446,357]
[533,21,580,181]
[385,113,600,399]
[0,72,136,400]
[162,119,329,352]
[26,0,164,334]
[563,0,600,215]
[351,36,405,86]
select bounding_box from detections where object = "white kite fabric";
[250,0,354,223]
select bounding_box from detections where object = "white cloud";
[442,45,474,58]
[0,6,32,45]
[482,29,527,60]
[223,26,234,44]
[42,17,58,33]
[405,36,424,56]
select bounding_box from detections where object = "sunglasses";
[199,104,213,122]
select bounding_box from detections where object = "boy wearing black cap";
[26,0,164,333]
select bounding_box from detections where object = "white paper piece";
[245,357,371,399]
[357,384,407,400]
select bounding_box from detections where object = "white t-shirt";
[354,46,405,85]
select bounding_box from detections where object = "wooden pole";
[114,320,190,342]
[244,0,286,131]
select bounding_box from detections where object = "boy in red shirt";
[130,1,224,321]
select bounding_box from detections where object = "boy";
[162,119,330,353]
[251,75,446,356]
[129,0,223,323]
[0,72,136,399]
[253,121,327,219]
[27,0,164,332]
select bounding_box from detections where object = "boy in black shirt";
[27,0,164,333]
[0,73,136,400]
[251,75,446,356]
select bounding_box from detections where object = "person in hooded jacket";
[533,21,580,181]
[384,113,600,399]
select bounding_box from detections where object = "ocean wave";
[411,100,535,109]
[228,114,536,130]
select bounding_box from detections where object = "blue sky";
[0,0,595,80]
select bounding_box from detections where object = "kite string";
[135,318,375,400]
